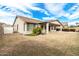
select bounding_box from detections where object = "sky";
[0,1,79,25]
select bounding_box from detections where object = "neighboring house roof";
[76,22,79,25]
[0,22,5,27]
[0,22,5,24]
[0,22,12,27]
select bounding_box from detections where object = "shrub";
[62,28,76,32]
[13,31,18,33]
[32,27,42,35]
[62,28,69,32]
[69,29,75,32]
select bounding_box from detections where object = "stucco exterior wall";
[13,17,42,34]
[0,23,13,34]
[13,17,27,34]
[4,27,13,34]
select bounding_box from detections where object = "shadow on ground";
[0,40,65,56]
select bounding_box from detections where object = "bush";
[69,29,75,32]
[62,28,69,32]
[13,31,18,33]
[32,27,42,35]
[62,28,76,32]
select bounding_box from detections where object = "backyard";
[0,32,79,56]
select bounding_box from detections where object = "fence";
[0,24,4,39]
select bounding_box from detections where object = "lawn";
[0,32,79,56]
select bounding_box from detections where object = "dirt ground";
[0,32,79,56]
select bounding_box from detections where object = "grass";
[26,34,38,36]
[0,32,79,56]
[69,26,79,30]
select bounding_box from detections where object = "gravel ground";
[0,32,79,56]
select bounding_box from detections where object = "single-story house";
[13,16,63,34]
[76,22,79,26]
[13,16,43,34]
[0,22,13,34]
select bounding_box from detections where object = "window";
[27,23,35,31]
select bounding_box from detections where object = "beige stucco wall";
[0,24,13,34]
[13,17,28,34]
[4,27,13,34]
[13,17,42,34]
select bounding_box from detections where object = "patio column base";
[46,22,49,34]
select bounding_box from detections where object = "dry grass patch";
[0,32,79,56]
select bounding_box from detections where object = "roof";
[76,22,79,24]
[45,20,63,26]
[0,22,5,25]
[13,16,63,27]
[17,16,43,23]
[62,22,68,26]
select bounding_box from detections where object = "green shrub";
[62,28,70,32]
[62,28,76,32]
[69,29,75,32]
[32,27,42,35]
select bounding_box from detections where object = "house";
[13,16,63,34]
[43,20,63,33]
[62,22,68,26]
[0,22,13,34]
[62,22,68,28]
[13,16,42,34]
[76,22,79,26]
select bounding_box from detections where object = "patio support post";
[43,25,45,33]
[53,26,54,30]
[25,23,27,34]
[50,26,51,32]
[46,22,49,34]
[60,26,62,31]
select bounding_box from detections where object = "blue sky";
[0,1,79,25]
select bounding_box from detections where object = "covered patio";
[41,20,63,34]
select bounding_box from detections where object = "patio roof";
[44,20,63,26]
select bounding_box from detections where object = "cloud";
[0,2,79,26]
[68,4,79,19]
[69,12,79,19]
[0,9,14,16]
[44,3,79,24]
[42,17,57,20]
[19,3,50,16]
[0,2,49,17]
[0,0,32,16]
[0,4,32,17]
[44,3,67,17]
[0,16,15,25]
[27,6,49,16]
[68,20,79,26]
